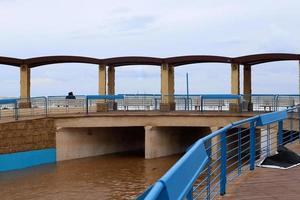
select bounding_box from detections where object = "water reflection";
[0,151,180,200]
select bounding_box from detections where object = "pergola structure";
[0,53,299,110]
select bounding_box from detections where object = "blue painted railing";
[137,106,300,199]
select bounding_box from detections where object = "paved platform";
[222,141,300,200]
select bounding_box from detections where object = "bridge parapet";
[0,94,299,123]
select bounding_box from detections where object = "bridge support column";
[243,64,253,111]
[107,66,117,110]
[160,64,175,111]
[230,63,240,112]
[97,64,108,112]
[19,64,31,108]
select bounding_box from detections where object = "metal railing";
[0,94,300,122]
[137,106,300,200]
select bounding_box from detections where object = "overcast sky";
[0,0,300,97]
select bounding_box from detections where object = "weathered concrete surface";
[54,112,254,128]
[56,127,144,161]
[0,118,55,154]
[145,126,211,159]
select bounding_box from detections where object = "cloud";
[0,0,300,96]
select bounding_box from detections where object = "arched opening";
[31,63,98,96]
[174,63,231,94]
[251,61,298,94]
[115,65,160,94]
[0,65,19,98]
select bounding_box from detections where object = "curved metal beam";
[0,53,299,68]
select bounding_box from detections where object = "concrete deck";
[222,141,300,200]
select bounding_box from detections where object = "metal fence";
[0,94,300,122]
[137,106,299,200]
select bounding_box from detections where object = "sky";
[0,0,300,97]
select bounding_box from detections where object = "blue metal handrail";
[138,106,300,200]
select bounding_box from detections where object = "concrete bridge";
[1,53,300,111]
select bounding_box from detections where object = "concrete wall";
[56,127,144,161]
[145,126,211,159]
[0,118,55,154]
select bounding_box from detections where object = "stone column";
[107,66,117,110]
[160,63,175,111]
[97,64,108,112]
[19,64,31,108]
[107,66,115,95]
[243,64,252,111]
[230,63,240,112]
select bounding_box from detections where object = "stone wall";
[0,119,55,154]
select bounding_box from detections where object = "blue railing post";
[206,139,212,200]
[220,130,227,196]
[249,121,256,170]
[267,124,270,157]
[186,188,193,200]
[278,120,283,147]
[237,127,242,176]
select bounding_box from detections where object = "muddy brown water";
[0,151,180,200]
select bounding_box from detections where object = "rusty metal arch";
[166,55,232,67]
[103,56,163,67]
[0,53,299,68]
[0,56,23,67]
[24,56,101,68]
[234,53,300,65]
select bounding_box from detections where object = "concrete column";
[230,63,240,112]
[98,64,106,95]
[97,64,108,112]
[243,64,252,111]
[19,64,31,108]
[107,66,117,110]
[160,63,175,111]
[107,66,115,95]
[210,127,221,160]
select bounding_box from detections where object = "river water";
[0,152,180,200]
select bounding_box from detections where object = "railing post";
[278,120,283,147]
[290,111,294,143]
[237,127,242,176]
[186,187,193,200]
[14,102,18,120]
[220,130,227,196]
[249,121,256,170]
[267,124,270,156]
[201,97,204,112]
[86,97,89,114]
[206,139,212,200]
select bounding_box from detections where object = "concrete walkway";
[222,142,300,200]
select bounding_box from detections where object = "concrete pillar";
[19,64,31,108]
[243,64,252,111]
[160,63,175,111]
[107,66,115,95]
[210,127,221,160]
[97,64,108,112]
[98,64,106,95]
[107,66,117,110]
[230,63,240,112]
